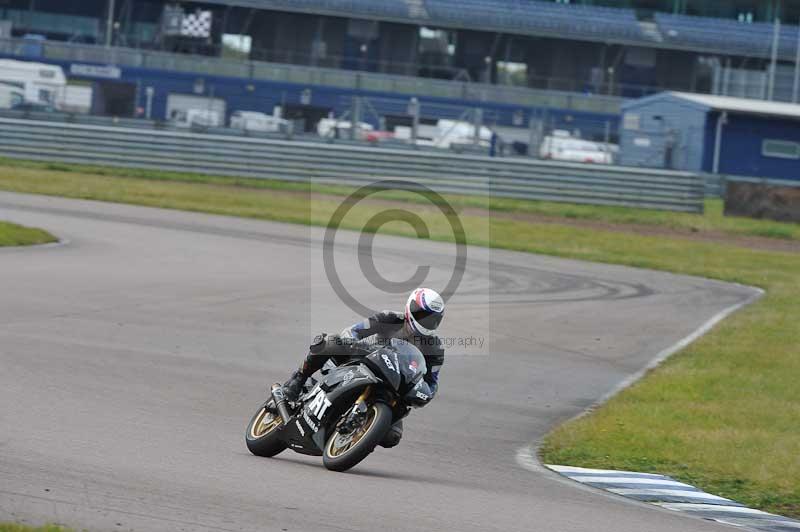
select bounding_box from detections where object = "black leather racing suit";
[296,310,445,447]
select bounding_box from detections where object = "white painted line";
[657,503,771,515]
[571,476,695,488]
[547,465,665,477]
[715,517,800,529]
[608,488,732,502]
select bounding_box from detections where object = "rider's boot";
[283,341,332,402]
[283,355,322,401]
[283,371,304,402]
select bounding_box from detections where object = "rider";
[283,287,446,448]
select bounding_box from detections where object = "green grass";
[0,220,56,247]
[0,156,797,242]
[0,158,798,518]
[0,524,72,532]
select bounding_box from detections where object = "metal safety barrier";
[0,117,705,212]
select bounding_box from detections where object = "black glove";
[408,381,434,408]
[309,333,327,354]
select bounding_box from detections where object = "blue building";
[620,92,800,181]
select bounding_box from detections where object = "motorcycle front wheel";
[245,403,288,457]
[322,402,392,472]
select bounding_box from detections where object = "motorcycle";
[245,337,433,472]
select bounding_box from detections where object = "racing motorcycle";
[245,337,432,472]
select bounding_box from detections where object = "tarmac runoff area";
[0,191,761,532]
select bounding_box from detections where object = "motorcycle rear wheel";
[245,403,288,457]
[322,402,392,472]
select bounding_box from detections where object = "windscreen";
[389,338,427,389]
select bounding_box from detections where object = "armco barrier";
[704,173,725,198]
[0,118,704,212]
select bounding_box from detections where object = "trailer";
[0,59,67,108]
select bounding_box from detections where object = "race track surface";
[0,192,757,532]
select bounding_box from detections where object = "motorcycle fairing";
[308,364,381,449]
[263,364,381,455]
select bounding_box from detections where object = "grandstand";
[1,0,800,142]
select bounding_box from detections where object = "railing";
[0,117,704,212]
[0,37,623,115]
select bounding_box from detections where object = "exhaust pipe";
[270,383,293,425]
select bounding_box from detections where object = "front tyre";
[245,403,287,457]
[323,402,392,472]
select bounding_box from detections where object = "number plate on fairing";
[301,385,332,433]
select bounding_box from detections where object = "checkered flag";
[180,10,212,38]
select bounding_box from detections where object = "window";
[222,34,252,59]
[497,61,528,87]
[762,139,800,159]
[623,112,640,131]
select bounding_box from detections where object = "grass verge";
[0,220,56,247]
[0,158,797,518]
[0,156,798,242]
[0,524,71,532]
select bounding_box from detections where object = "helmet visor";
[410,306,443,332]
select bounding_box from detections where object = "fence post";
[350,96,362,141]
[528,114,541,158]
[473,108,483,146]
[408,97,420,149]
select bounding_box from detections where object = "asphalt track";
[0,191,759,532]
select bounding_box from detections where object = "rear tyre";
[245,403,288,457]
[323,402,392,472]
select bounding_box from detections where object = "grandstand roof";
[625,91,800,121]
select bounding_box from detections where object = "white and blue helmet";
[405,288,445,336]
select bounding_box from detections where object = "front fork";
[339,385,399,430]
[355,385,371,406]
[336,385,373,434]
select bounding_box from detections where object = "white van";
[434,119,493,149]
[166,94,226,128]
[540,130,615,164]
[0,59,66,108]
[393,119,493,150]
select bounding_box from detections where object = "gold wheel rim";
[250,407,282,439]
[326,405,378,458]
